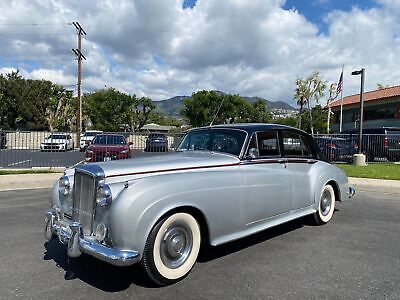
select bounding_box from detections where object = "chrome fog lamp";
[96,184,112,207]
[58,176,71,196]
[95,223,108,242]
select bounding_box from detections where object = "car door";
[241,130,293,225]
[280,130,315,210]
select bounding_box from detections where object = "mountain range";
[154,93,297,118]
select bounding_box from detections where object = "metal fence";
[314,133,400,164]
[0,130,184,169]
[1,130,399,168]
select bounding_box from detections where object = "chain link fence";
[0,130,185,169]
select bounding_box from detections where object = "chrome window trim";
[242,130,281,160]
[177,127,249,159]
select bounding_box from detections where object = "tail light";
[384,136,388,148]
[327,143,336,149]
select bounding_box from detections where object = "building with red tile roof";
[328,85,400,132]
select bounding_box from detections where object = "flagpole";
[339,65,344,133]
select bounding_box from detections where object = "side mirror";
[247,148,259,159]
[128,141,133,146]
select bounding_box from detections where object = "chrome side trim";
[44,210,140,266]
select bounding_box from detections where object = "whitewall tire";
[141,212,201,286]
[313,184,335,225]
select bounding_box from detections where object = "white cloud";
[0,0,399,106]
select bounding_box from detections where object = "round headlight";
[95,223,107,242]
[96,184,112,207]
[58,176,70,196]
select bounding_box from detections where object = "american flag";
[336,70,343,94]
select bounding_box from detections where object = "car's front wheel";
[141,212,201,286]
[313,184,335,225]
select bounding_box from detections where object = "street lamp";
[351,68,366,165]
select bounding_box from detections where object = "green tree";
[273,116,297,127]
[0,71,23,129]
[0,71,74,131]
[82,88,155,132]
[294,71,327,134]
[298,105,328,134]
[251,100,273,123]
[181,90,271,127]
[129,96,155,131]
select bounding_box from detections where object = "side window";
[246,133,259,158]
[246,131,279,158]
[282,131,311,157]
[257,131,280,157]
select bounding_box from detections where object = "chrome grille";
[73,171,96,235]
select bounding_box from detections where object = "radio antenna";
[209,97,225,126]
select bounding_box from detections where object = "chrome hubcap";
[320,190,332,216]
[160,224,192,269]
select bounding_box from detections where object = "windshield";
[92,135,126,145]
[177,128,246,156]
[47,134,67,139]
[84,132,100,137]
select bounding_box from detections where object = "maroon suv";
[85,134,132,162]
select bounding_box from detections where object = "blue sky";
[283,0,379,33]
[0,0,399,103]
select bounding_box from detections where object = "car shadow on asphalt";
[42,214,333,291]
[43,239,155,290]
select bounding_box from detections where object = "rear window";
[387,130,400,135]
[92,135,126,145]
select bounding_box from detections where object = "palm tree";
[294,72,327,134]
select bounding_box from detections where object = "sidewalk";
[0,173,62,191]
[348,177,400,195]
[0,173,399,194]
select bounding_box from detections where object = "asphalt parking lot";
[1,189,399,299]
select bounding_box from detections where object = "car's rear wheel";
[313,184,335,225]
[141,212,201,286]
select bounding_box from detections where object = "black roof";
[194,123,308,135]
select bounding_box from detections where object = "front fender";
[109,169,245,257]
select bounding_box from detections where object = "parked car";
[44,124,355,286]
[144,133,168,152]
[315,136,357,162]
[79,130,103,152]
[0,129,6,149]
[343,127,400,161]
[40,133,74,151]
[85,134,132,162]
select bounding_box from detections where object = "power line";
[0,58,75,63]
[0,33,74,36]
[0,23,71,26]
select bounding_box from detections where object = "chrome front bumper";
[44,210,140,267]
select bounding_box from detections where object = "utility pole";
[72,21,86,148]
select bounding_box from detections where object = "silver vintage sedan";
[44,124,355,285]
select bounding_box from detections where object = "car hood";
[78,151,240,179]
[88,145,128,152]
